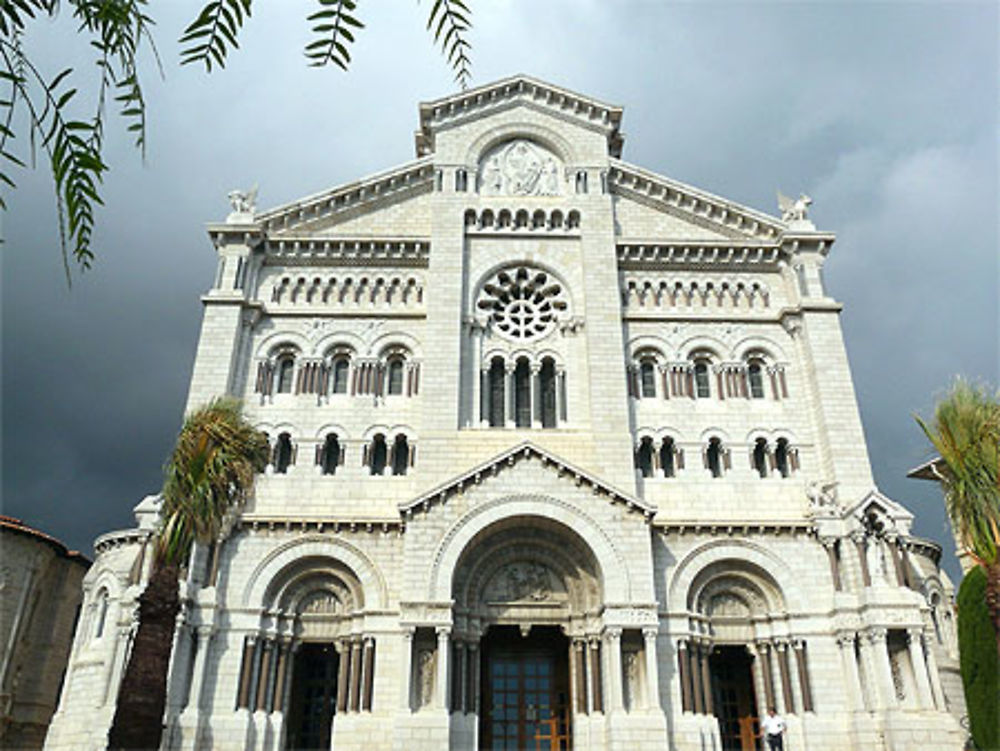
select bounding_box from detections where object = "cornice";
[236,516,404,535]
[263,238,430,267]
[249,158,434,236]
[94,527,151,555]
[399,441,654,518]
[416,74,623,158]
[609,160,787,241]
[617,241,783,270]
[654,520,816,537]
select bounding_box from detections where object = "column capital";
[641,626,659,640]
[402,627,416,641]
[835,632,856,648]
[435,625,451,638]
[866,628,887,644]
[819,536,839,549]
[604,626,623,641]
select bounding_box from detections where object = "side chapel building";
[46,76,966,751]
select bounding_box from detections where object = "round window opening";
[477,265,568,341]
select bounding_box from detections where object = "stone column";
[758,641,775,711]
[642,628,661,710]
[821,538,842,591]
[468,641,480,714]
[571,639,586,714]
[605,628,624,712]
[776,641,794,714]
[505,364,516,428]
[272,641,290,714]
[436,627,450,710]
[747,643,768,720]
[336,639,351,712]
[350,639,364,711]
[699,641,714,715]
[906,629,933,709]
[690,642,705,714]
[836,634,862,710]
[853,533,871,588]
[922,634,946,709]
[589,638,603,713]
[188,626,213,711]
[400,629,414,711]
[867,629,896,709]
[677,640,692,713]
[793,641,813,712]
[479,368,488,427]
[530,365,541,428]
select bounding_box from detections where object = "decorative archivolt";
[622,277,770,310]
[270,273,424,307]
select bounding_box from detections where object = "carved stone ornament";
[483,561,556,603]
[479,139,562,196]
[418,648,435,707]
[777,191,812,222]
[227,184,258,216]
[806,480,841,514]
[476,265,569,342]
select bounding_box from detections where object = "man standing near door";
[759,706,786,750]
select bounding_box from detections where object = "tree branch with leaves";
[2,0,473,282]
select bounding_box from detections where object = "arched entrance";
[245,556,371,751]
[682,561,791,751]
[450,516,603,751]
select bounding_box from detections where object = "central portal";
[480,626,570,751]
[709,646,759,751]
[286,643,339,751]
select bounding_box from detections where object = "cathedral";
[46,76,966,751]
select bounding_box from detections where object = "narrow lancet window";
[321,434,340,475]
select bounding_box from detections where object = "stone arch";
[428,494,630,602]
[243,535,388,610]
[465,122,578,169]
[667,539,798,615]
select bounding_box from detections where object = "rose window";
[477,266,568,341]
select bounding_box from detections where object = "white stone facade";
[47,76,966,751]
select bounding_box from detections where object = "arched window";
[276,356,295,394]
[635,437,654,478]
[331,357,350,394]
[392,434,410,476]
[694,359,711,398]
[640,359,656,398]
[706,438,723,478]
[320,433,340,475]
[274,432,293,474]
[660,438,675,478]
[539,358,557,428]
[753,438,769,478]
[93,588,109,640]
[488,357,505,428]
[775,438,790,478]
[369,434,387,476]
[514,357,531,428]
[748,361,765,399]
[387,358,405,395]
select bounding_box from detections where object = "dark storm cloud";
[3,2,996,584]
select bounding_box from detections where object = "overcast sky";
[3,1,997,585]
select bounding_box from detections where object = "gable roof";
[415,74,624,158]
[399,441,654,518]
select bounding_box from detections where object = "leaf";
[304,0,364,69]
[179,0,252,71]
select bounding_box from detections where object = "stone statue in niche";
[479,139,561,196]
[418,648,435,707]
[623,651,639,709]
[867,537,890,585]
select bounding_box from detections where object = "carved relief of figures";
[479,139,562,196]
[417,648,435,707]
[484,561,555,603]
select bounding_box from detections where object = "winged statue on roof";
[228,184,259,215]
[777,190,812,222]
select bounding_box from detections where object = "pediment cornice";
[609,160,788,242]
[398,441,654,519]
[416,74,624,158]
[220,158,435,239]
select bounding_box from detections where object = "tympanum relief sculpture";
[482,561,565,604]
[479,139,562,196]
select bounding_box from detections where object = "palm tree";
[916,378,1000,658]
[107,398,269,751]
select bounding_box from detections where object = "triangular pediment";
[610,160,787,242]
[398,441,654,518]
[415,74,624,158]
[845,488,915,534]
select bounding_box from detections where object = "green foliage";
[155,397,269,567]
[2,0,473,280]
[957,567,999,751]
[916,379,1000,568]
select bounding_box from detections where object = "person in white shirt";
[759,707,786,750]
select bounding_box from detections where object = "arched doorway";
[682,562,791,751]
[253,557,370,751]
[450,517,603,751]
